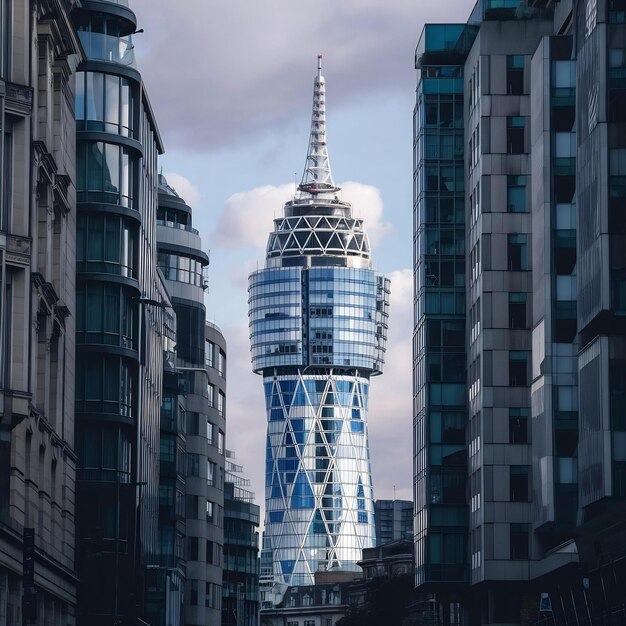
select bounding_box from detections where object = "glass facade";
[249,267,387,372]
[74,2,166,624]
[249,60,389,586]
[157,251,205,287]
[413,23,474,586]
[75,71,133,136]
[261,372,374,584]
[76,141,135,207]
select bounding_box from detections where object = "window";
[205,341,214,368]
[77,141,135,207]
[187,412,199,435]
[510,523,530,559]
[206,540,214,564]
[0,0,10,77]
[509,408,529,443]
[614,270,626,313]
[76,213,135,277]
[218,430,224,455]
[75,283,136,348]
[507,116,525,154]
[217,350,225,376]
[207,461,215,486]
[157,252,204,287]
[207,384,215,407]
[188,453,200,477]
[509,351,528,387]
[206,582,221,609]
[510,466,530,502]
[1,118,12,231]
[189,580,199,605]
[187,495,199,519]
[207,501,222,527]
[507,55,524,95]
[507,234,528,271]
[75,71,133,136]
[509,292,527,329]
[507,176,526,212]
[305,621,316,626]
[217,391,225,416]
[187,536,199,561]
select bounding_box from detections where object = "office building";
[155,173,224,625]
[73,0,168,622]
[0,2,82,624]
[222,450,260,626]
[373,499,413,546]
[413,0,626,623]
[249,56,390,586]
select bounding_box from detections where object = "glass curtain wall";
[414,24,476,585]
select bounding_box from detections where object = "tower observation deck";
[248,57,390,586]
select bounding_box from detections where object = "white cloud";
[229,258,263,292]
[212,181,392,251]
[162,172,201,208]
[220,320,267,504]
[368,268,413,501]
[340,181,393,247]
[213,184,294,250]
[132,0,472,151]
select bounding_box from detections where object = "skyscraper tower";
[249,57,390,586]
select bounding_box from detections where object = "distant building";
[249,56,390,587]
[348,540,414,613]
[154,171,224,624]
[374,499,413,546]
[0,1,82,624]
[414,0,626,623]
[222,450,261,626]
[260,575,353,626]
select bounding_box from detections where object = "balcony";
[78,31,136,67]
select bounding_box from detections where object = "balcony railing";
[78,31,136,67]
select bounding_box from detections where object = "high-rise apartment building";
[249,57,390,586]
[413,1,626,624]
[373,499,413,546]
[155,174,224,625]
[73,1,168,622]
[0,2,82,624]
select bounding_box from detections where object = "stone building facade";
[0,1,83,624]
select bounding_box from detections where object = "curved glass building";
[249,57,390,586]
[73,2,166,623]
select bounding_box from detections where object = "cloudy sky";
[132,0,471,508]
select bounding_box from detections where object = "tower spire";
[299,55,340,195]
